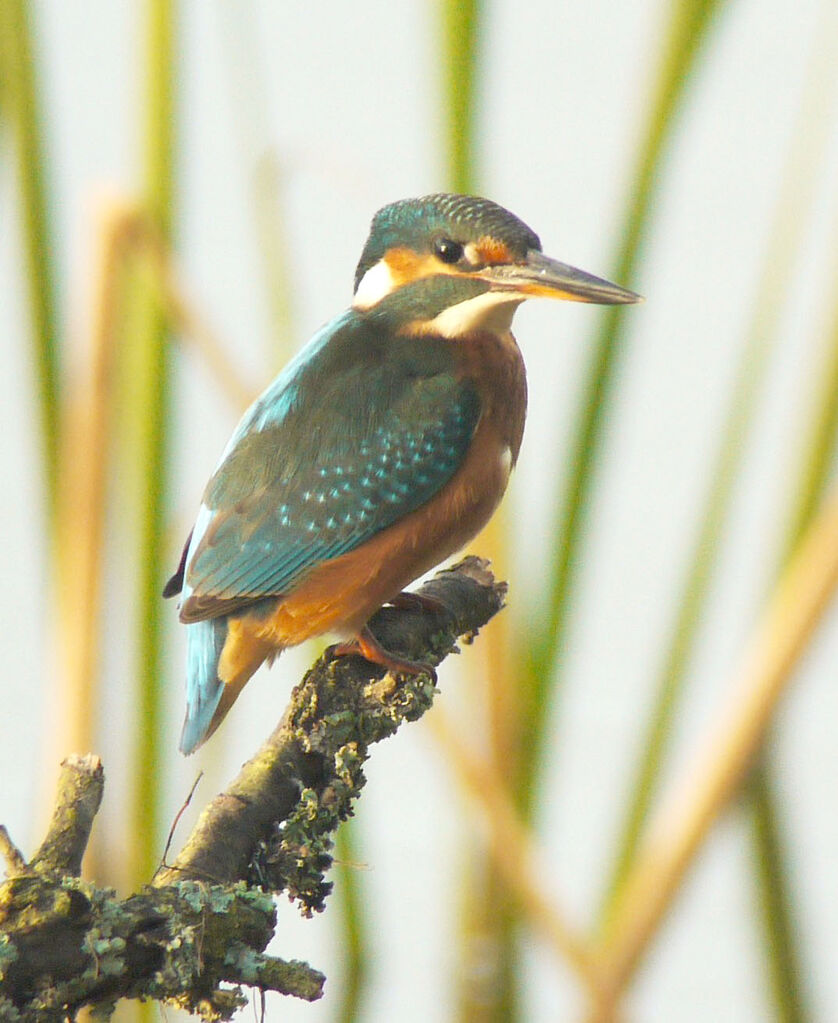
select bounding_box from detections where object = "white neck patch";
[419,290,524,339]
[353,259,398,309]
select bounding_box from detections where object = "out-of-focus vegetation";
[2,1,838,1021]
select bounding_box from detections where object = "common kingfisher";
[165,193,640,753]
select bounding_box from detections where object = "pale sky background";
[2,1,838,1020]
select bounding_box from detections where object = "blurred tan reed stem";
[604,0,838,911]
[53,196,250,849]
[54,202,135,760]
[585,482,838,1022]
[139,224,255,409]
[429,706,598,989]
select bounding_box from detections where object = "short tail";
[180,617,229,754]
[180,615,276,755]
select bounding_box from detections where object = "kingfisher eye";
[434,237,464,264]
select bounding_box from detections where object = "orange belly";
[225,419,512,660]
[218,326,526,687]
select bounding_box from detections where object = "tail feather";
[180,617,229,755]
[180,615,277,755]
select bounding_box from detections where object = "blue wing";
[178,312,481,623]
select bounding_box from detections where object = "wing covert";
[180,323,480,623]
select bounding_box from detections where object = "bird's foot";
[328,625,437,682]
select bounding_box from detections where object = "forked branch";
[0,557,505,1021]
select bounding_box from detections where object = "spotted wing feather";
[179,318,480,623]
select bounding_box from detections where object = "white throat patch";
[420,290,523,339]
[353,260,398,309]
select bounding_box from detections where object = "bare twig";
[160,770,203,869]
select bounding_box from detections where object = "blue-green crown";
[353,193,542,292]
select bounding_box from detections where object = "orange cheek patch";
[475,237,513,265]
[385,247,441,285]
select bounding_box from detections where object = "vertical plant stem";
[440,0,481,194]
[747,767,806,1022]
[334,822,368,1023]
[54,206,133,761]
[456,857,519,1023]
[439,4,527,1021]
[519,0,728,820]
[746,201,838,1023]
[129,0,177,889]
[779,290,838,559]
[602,0,838,932]
[0,0,61,525]
[589,486,838,1021]
[332,822,368,1019]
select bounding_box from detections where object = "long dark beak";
[482,250,642,305]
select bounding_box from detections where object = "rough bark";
[0,557,505,1020]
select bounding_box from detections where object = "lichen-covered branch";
[0,557,505,1020]
[156,556,506,904]
[30,754,104,877]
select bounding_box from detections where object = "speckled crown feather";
[353,193,542,292]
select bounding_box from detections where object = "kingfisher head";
[352,193,640,337]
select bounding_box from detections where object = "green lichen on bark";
[0,558,505,1019]
[0,871,323,1021]
[254,653,441,914]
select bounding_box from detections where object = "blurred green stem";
[334,823,368,1023]
[456,857,519,1023]
[601,8,838,1014]
[603,0,838,920]
[748,766,805,1022]
[748,228,838,1023]
[440,0,481,193]
[0,0,61,525]
[779,294,838,558]
[439,4,524,1022]
[129,0,177,888]
[520,0,728,819]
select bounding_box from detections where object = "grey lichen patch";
[0,994,23,1021]
[307,709,359,752]
[2,561,504,1020]
[262,788,337,915]
[83,929,127,978]
[126,881,316,1018]
[255,733,373,915]
[376,671,438,726]
[253,648,442,915]
[0,932,19,970]
[223,945,325,1000]
[173,879,235,915]
[1,870,319,1021]
[333,741,364,791]
[223,944,262,980]
[174,879,213,914]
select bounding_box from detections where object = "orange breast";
[232,328,527,652]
